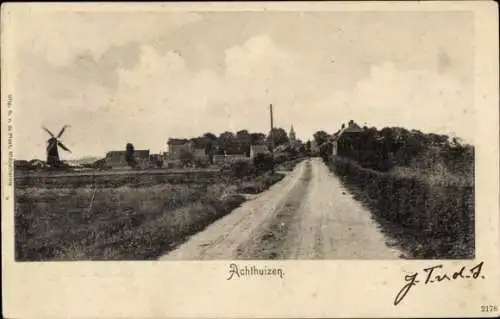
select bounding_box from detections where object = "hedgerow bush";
[330,156,474,258]
[237,172,285,194]
[273,154,288,165]
[253,153,274,173]
[231,160,256,178]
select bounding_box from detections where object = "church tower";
[289,125,297,146]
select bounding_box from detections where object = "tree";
[267,127,289,147]
[125,143,136,168]
[236,130,252,156]
[250,133,266,145]
[203,132,218,141]
[313,130,330,146]
[219,131,236,154]
[202,133,218,163]
[231,160,256,177]
[299,144,306,154]
[253,153,274,173]
[319,142,332,161]
[190,137,204,148]
[236,129,250,138]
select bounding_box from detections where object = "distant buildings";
[167,138,208,160]
[165,138,209,167]
[167,139,194,161]
[250,144,270,158]
[193,147,209,162]
[100,128,305,170]
[105,149,150,168]
[30,159,46,168]
[105,151,128,167]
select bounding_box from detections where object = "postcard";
[2,1,499,318]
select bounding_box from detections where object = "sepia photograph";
[2,2,499,318]
[11,6,475,262]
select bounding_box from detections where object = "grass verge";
[15,183,246,260]
[15,169,289,260]
[236,172,285,194]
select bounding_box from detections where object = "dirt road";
[160,158,403,260]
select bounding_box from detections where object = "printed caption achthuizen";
[227,263,285,280]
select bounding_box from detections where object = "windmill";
[43,125,72,168]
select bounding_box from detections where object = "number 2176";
[481,305,498,312]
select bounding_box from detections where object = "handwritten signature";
[394,261,485,306]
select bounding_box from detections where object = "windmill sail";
[43,126,55,138]
[58,141,71,153]
[57,125,69,138]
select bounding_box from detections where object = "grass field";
[15,170,285,261]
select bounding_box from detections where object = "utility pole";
[269,104,275,174]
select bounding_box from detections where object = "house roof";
[274,144,289,153]
[168,138,191,145]
[343,121,363,133]
[332,121,364,141]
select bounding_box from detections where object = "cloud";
[54,35,313,156]
[225,35,296,79]
[14,9,202,67]
[308,62,474,143]
[10,11,474,160]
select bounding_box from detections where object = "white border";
[2,2,499,318]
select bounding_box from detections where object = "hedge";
[329,156,474,258]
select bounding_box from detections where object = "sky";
[9,8,474,160]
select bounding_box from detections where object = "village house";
[166,138,209,167]
[105,151,128,167]
[167,139,193,161]
[250,144,270,159]
[193,147,209,162]
[331,120,364,157]
[105,149,150,168]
